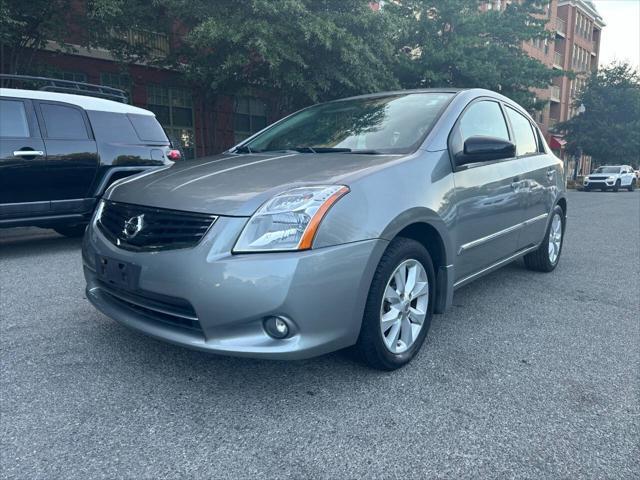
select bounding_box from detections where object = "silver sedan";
[83,89,567,369]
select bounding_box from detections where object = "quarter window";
[40,103,89,140]
[505,107,538,156]
[459,101,510,142]
[0,100,30,138]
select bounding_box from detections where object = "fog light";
[264,316,290,339]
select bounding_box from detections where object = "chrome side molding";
[458,213,548,254]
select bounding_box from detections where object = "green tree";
[559,62,640,167]
[0,0,169,77]
[159,0,399,113]
[386,0,559,110]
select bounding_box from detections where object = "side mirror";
[456,136,516,166]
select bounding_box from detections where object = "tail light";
[167,149,182,161]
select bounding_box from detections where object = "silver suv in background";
[583,165,637,192]
[83,89,567,370]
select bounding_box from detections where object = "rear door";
[503,106,556,249]
[34,101,99,204]
[0,97,49,218]
[451,99,530,281]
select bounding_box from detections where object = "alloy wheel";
[548,213,562,264]
[380,259,429,354]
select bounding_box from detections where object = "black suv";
[0,76,178,237]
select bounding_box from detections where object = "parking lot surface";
[1,190,639,479]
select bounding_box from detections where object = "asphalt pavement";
[1,190,638,479]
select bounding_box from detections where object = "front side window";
[40,103,88,140]
[505,107,538,156]
[0,99,30,138]
[459,101,510,142]
[243,93,453,154]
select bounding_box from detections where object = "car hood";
[105,152,405,216]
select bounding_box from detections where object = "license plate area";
[95,255,141,290]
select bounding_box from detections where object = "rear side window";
[87,111,139,143]
[128,114,169,142]
[40,103,89,139]
[459,101,510,142]
[505,107,538,156]
[0,99,30,138]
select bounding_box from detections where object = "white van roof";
[0,88,155,116]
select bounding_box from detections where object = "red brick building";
[494,0,605,175]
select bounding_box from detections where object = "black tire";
[628,180,636,192]
[53,224,88,238]
[356,237,435,371]
[524,205,565,272]
[613,180,621,192]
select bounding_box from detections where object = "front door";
[0,97,49,218]
[450,99,530,281]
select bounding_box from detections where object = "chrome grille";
[97,200,216,251]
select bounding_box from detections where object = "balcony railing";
[554,51,563,67]
[110,28,170,57]
[550,85,561,101]
[556,18,567,36]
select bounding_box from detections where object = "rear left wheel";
[628,180,636,192]
[524,205,565,272]
[357,238,434,371]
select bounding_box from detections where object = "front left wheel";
[357,238,435,370]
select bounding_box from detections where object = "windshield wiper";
[345,149,386,155]
[293,147,353,153]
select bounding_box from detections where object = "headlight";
[607,176,615,180]
[234,185,350,252]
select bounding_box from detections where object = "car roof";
[0,88,155,116]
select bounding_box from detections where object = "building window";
[234,97,267,143]
[53,71,87,83]
[147,85,196,159]
[101,72,131,101]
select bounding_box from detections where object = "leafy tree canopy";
[160,0,399,112]
[385,0,559,110]
[0,0,171,76]
[559,62,640,167]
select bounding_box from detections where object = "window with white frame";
[234,97,267,143]
[147,85,196,159]
[101,72,132,101]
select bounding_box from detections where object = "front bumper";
[83,216,386,359]
[584,178,615,188]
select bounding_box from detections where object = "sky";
[593,0,640,69]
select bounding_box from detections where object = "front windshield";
[595,167,621,173]
[242,93,454,154]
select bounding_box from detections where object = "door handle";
[546,168,556,180]
[13,150,44,157]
